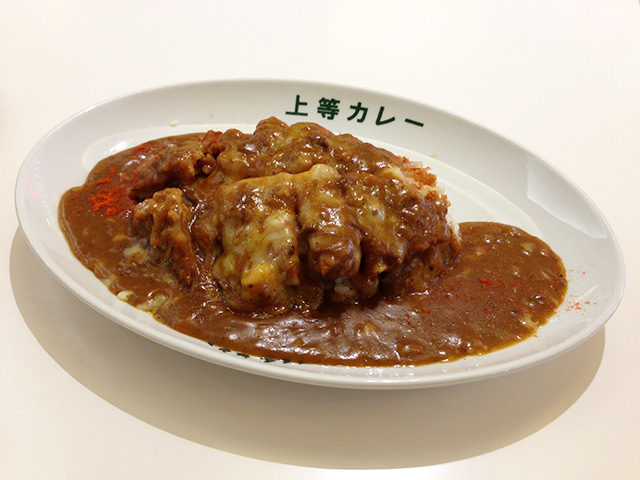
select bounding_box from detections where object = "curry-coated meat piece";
[123,137,213,199]
[132,188,200,286]
[211,173,301,315]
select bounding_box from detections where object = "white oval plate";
[15,80,625,389]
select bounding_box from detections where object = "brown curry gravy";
[59,131,567,367]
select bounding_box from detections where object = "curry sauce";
[59,119,567,366]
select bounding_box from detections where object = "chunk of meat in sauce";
[132,188,200,285]
[212,173,301,315]
[122,137,214,199]
[296,164,364,300]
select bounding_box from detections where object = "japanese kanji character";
[285,94,309,116]
[317,97,340,119]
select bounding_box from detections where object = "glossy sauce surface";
[156,221,567,366]
[59,122,567,366]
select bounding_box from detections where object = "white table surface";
[2,1,638,478]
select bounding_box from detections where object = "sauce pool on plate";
[59,118,567,366]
